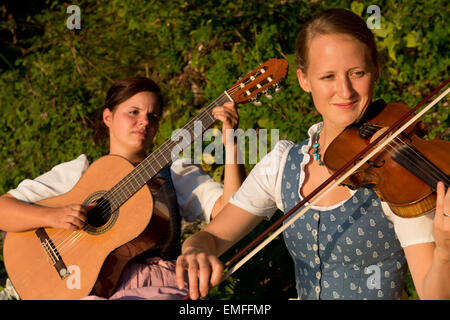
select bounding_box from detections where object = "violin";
[223,79,449,277]
[324,99,450,218]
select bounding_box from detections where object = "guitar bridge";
[35,228,70,280]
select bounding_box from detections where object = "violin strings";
[222,84,450,281]
[53,119,443,257]
[362,126,443,184]
[371,127,446,184]
[387,137,449,186]
[361,126,448,188]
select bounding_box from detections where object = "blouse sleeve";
[7,154,89,203]
[381,201,434,248]
[170,158,223,223]
[229,140,294,219]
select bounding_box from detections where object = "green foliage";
[0,0,448,299]
[404,269,419,300]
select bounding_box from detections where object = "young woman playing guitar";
[0,76,246,299]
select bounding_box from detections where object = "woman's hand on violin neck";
[176,246,224,300]
[434,181,450,262]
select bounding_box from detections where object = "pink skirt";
[82,257,188,300]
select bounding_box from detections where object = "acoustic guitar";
[3,58,288,299]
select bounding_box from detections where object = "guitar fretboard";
[103,92,234,210]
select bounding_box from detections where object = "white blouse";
[229,123,435,248]
[8,156,223,223]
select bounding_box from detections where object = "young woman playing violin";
[0,77,245,300]
[175,9,450,300]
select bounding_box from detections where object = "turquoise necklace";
[312,123,324,166]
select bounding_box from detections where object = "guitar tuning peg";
[275,86,283,93]
[253,100,262,106]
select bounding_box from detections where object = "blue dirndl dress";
[281,141,407,299]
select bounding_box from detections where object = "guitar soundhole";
[83,191,119,235]
[87,201,111,227]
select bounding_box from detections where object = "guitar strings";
[54,93,230,253]
[31,77,448,282]
[53,68,282,255]
[51,90,223,244]
[13,65,282,291]
[57,126,447,256]
[54,112,444,256]
[52,88,240,254]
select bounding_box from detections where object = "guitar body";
[3,155,168,300]
[2,58,289,300]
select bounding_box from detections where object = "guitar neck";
[104,91,233,210]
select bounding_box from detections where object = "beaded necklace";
[312,123,324,166]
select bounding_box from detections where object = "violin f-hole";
[367,159,385,168]
[399,131,412,143]
[353,158,385,169]
[358,124,381,139]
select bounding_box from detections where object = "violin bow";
[222,78,450,281]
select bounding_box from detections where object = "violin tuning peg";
[265,94,273,100]
[253,100,262,106]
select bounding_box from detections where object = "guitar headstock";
[227,58,288,104]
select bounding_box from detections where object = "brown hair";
[295,8,378,73]
[105,77,164,114]
[94,77,164,146]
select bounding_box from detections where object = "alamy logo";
[66,265,81,289]
[66,5,81,30]
[170,123,281,175]
[365,265,381,289]
[366,5,381,30]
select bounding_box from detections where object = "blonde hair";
[295,8,378,73]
